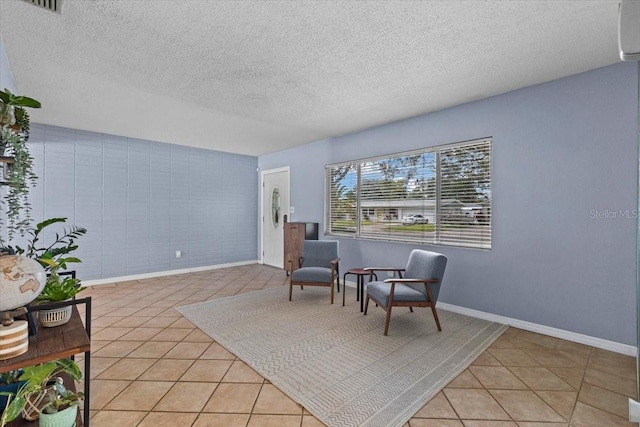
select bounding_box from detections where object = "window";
[325,138,492,249]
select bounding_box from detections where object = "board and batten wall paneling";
[102,134,128,278]
[22,124,259,281]
[127,138,151,276]
[149,142,172,273]
[74,130,104,279]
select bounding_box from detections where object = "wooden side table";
[343,269,378,312]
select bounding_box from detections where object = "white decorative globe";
[0,255,46,311]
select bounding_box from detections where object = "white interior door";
[262,168,290,268]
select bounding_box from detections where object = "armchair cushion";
[367,281,428,307]
[301,241,339,268]
[292,267,333,283]
[403,250,447,302]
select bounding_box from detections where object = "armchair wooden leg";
[289,281,293,301]
[364,295,370,314]
[430,305,442,331]
[330,282,335,304]
[409,307,414,313]
[383,306,392,336]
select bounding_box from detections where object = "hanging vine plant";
[0,89,41,241]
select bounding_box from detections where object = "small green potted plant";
[38,378,83,427]
[36,273,84,327]
[0,371,25,416]
[0,88,41,132]
[8,218,87,326]
[0,359,82,427]
[37,274,84,303]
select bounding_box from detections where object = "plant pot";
[0,104,15,128]
[38,404,78,427]
[0,379,26,415]
[22,388,48,421]
[39,301,73,327]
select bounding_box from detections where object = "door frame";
[260,166,290,265]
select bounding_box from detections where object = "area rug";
[176,286,507,427]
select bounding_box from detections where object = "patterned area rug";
[177,286,507,427]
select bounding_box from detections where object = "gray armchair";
[289,240,340,304]
[364,250,447,335]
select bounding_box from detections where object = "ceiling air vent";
[22,0,62,14]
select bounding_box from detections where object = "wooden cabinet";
[284,222,306,272]
[284,222,319,271]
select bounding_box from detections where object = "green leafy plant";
[0,371,21,386]
[41,378,83,414]
[0,89,41,109]
[9,218,87,302]
[0,359,81,427]
[0,129,38,241]
[0,370,24,418]
[37,275,83,303]
[11,218,87,271]
[0,88,41,241]
[0,88,40,136]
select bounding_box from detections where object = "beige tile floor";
[76,264,638,427]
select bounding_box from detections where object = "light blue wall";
[23,124,259,280]
[261,138,333,224]
[0,35,16,93]
[260,62,639,346]
[0,35,15,244]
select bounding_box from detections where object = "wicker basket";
[22,389,49,421]
[39,304,72,328]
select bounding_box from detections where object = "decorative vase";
[0,255,46,312]
[39,300,73,327]
[38,404,78,427]
[0,320,28,360]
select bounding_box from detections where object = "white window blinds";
[327,163,357,235]
[325,138,492,249]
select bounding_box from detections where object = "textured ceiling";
[0,0,621,156]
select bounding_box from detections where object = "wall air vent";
[22,0,62,14]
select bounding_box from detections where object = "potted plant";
[38,378,83,427]
[35,273,84,327]
[0,88,41,132]
[0,358,82,426]
[0,88,40,241]
[9,217,87,326]
[0,371,25,416]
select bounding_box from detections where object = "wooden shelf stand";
[0,297,92,427]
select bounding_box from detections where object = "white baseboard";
[437,302,637,357]
[344,280,357,288]
[346,279,635,356]
[630,398,640,423]
[82,260,259,287]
